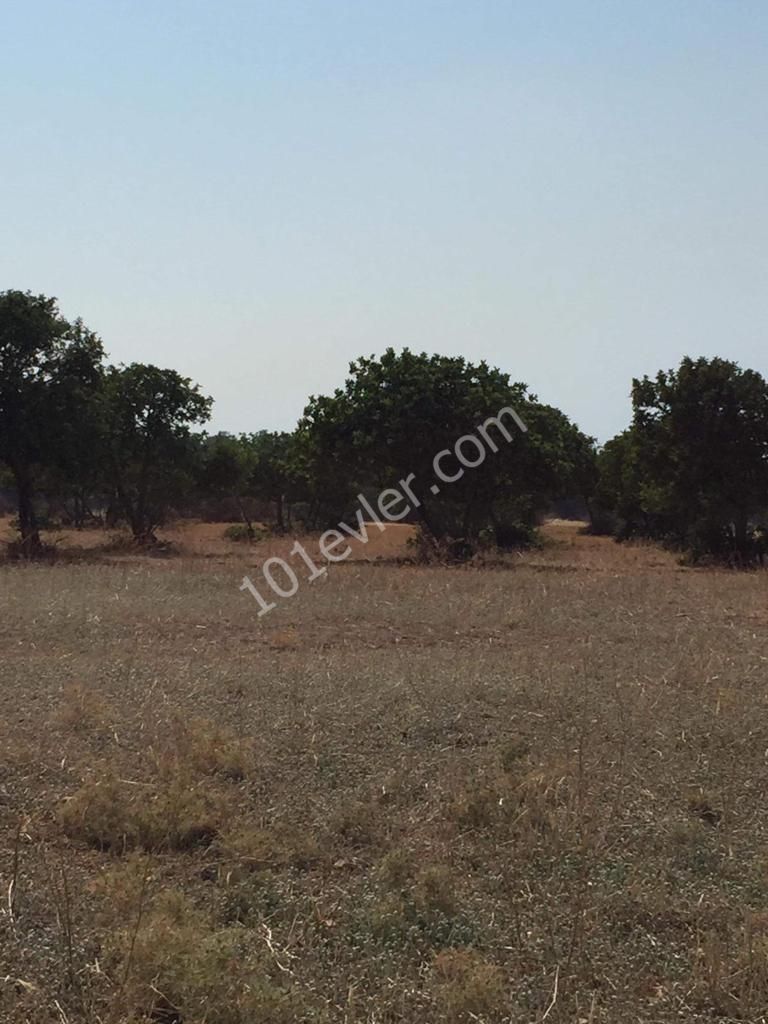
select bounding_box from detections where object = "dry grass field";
[2,521,768,1023]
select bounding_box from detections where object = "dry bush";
[151,715,253,781]
[430,948,506,1022]
[690,914,768,1018]
[214,824,324,877]
[329,798,382,849]
[54,681,111,734]
[59,776,221,853]
[413,865,457,916]
[101,886,307,1024]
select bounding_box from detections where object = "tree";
[299,348,593,552]
[104,364,212,542]
[599,357,768,561]
[591,430,645,537]
[245,431,303,533]
[0,290,104,553]
[196,432,259,536]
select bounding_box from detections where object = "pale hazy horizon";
[3,1,767,442]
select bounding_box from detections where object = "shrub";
[103,889,307,1024]
[59,776,220,853]
[414,865,457,916]
[224,523,268,543]
[215,824,323,875]
[155,716,252,781]
[330,798,380,848]
[377,848,416,889]
[430,949,506,1022]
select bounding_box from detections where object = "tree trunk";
[275,494,285,534]
[114,479,155,545]
[584,496,595,529]
[11,463,42,555]
[734,513,749,564]
[235,497,255,540]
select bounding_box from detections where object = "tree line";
[1,289,766,564]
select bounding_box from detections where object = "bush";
[493,520,537,550]
[430,949,506,1022]
[101,886,307,1024]
[581,507,618,536]
[223,523,269,543]
[60,776,221,853]
[3,537,58,561]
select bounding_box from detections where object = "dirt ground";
[0,516,417,562]
[1,521,767,1023]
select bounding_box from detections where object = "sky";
[2,1,767,442]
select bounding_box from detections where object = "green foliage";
[0,290,104,551]
[8,287,764,573]
[597,357,768,562]
[299,348,594,551]
[197,433,255,500]
[223,522,268,543]
[104,363,212,541]
[243,430,304,532]
[196,431,305,534]
[196,432,259,534]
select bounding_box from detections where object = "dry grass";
[0,515,415,563]
[1,522,767,1022]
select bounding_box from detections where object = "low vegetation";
[1,522,767,1022]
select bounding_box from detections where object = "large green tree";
[599,356,768,560]
[0,291,104,552]
[299,348,594,550]
[104,363,212,542]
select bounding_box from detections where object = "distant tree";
[299,348,593,552]
[591,430,645,537]
[104,364,212,542]
[245,430,303,533]
[196,432,258,536]
[599,357,768,561]
[0,290,104,552]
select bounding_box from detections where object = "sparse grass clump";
[59,776,221,852]
[499,735,530,771]
[54,681,111,734]
[448,763,572,842]
[377,847,416,889]
[414,864,457,916]
[330,797,381,849]
[690,915,768,1018]
[215,823,324,876]
[102,886,308,1024]
[155,715,253,781]
[223,523,270,543]
[449,779,500,831]
[430,949,506,1022]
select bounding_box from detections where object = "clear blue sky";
[3,1,767,441]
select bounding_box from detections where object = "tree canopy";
[298,348,595,551]
[3,291,767,567]
[596,356,768,562]
[0,291,104,552]
[0,290,212,550]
